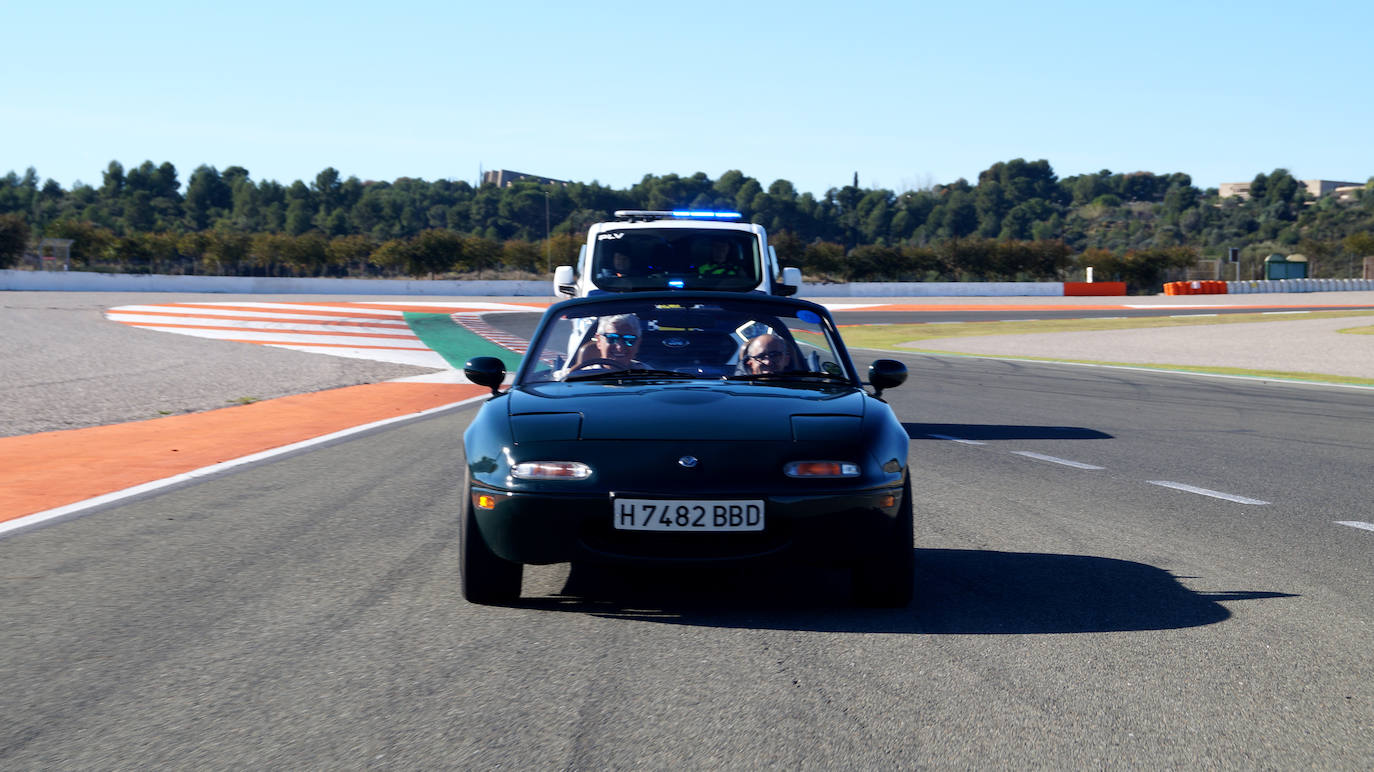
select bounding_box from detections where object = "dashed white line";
[927,434,985,445]
[1011,451,1104,470]
[1335,521,1374,533]
[1148,481,1269,505]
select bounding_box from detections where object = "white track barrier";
[1228,278,1374,294]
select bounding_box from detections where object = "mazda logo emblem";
[678,456,699,468]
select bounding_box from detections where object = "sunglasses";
[601,332,638,346]
[747,349,787,362]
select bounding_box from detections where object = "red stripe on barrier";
[1063,281,1126,296]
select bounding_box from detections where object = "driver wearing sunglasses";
[742,333,793,375]
[593,314,645,368]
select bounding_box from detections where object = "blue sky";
[5,1,1372,197]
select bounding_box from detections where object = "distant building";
[1219,179,1363,200]
[482,169,568,188]
[1218,182,1252,199]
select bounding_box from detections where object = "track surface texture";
[2,290,1372,767]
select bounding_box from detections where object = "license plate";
[612,498,765,532]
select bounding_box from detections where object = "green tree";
[0,213,30,267]
[326,234,375,276]
[941,191,978,238]
[408,229,465,276]
[1344,231,1374,256]
[184,165,232,229]
[204,230,251,274]
[500,239,541,273]
[801,240,845,278]
[284,181,315,236]
[46,219,116,265]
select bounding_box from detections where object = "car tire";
[852,476,914,608]
[460,481,522,604]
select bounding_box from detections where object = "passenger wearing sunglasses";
[741,333,793,375]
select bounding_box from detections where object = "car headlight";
[784,461,860,478]
[511,461,593,480]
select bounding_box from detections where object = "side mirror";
[777,266,802,296]
[553,265,575,297]
[868,359,907,399]
[464,357,507,396]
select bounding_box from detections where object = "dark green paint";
[404,312,519,370]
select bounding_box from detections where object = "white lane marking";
[1170,313,1218,318]
[109,305,405,321]
[116,326,431,348]
[354,301,545,312]
[1336,521,1374,533]
[1262,311,1310,315]
[256,345,452,368]
[163,301,411,313]
[110,316,416,335]
[1148,481,1269,505]
[1011,451,1104,470]
[927,434,985,445]
[108,311,411,328]
[0,393,493,539]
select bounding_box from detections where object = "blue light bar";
[669,210,743,220]
[667,279,686,289]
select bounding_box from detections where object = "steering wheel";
[568,358,627,374]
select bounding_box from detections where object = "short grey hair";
[597,314,641,335]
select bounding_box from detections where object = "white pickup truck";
[553,210,802,298]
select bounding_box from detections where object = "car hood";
[507,381,868,441]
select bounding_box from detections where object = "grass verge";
[840,309,1374,387]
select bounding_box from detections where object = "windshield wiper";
[727,372,850,382]
[564,368,699,382]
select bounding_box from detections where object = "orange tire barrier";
[1164,281,1228,295]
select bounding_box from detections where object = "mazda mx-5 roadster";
[460,291,912,606]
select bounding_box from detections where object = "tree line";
[2,160,1372,292]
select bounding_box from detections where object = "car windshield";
[518,297,854,384]
[589,228,761,292]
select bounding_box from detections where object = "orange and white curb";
[104,300,548,367]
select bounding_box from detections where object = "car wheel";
[852,476,914,608]
[460,481,522,604]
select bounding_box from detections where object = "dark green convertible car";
[460,291,912,606]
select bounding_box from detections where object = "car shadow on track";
[510,549,1293,634]
[904,423,1113,441]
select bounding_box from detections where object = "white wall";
[3,270,1074,297]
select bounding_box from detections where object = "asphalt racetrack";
[2,290,1373,767]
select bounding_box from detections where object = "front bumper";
[468,483,904,566]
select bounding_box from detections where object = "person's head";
[743,333,791,374]
[612,251,632,274]
[595,314,642,365]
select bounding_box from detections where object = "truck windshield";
[590,228,761,292]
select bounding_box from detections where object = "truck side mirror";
[778,266,802,296]
[553,265,575,297]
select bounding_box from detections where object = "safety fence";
[1165,278,1374,295]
